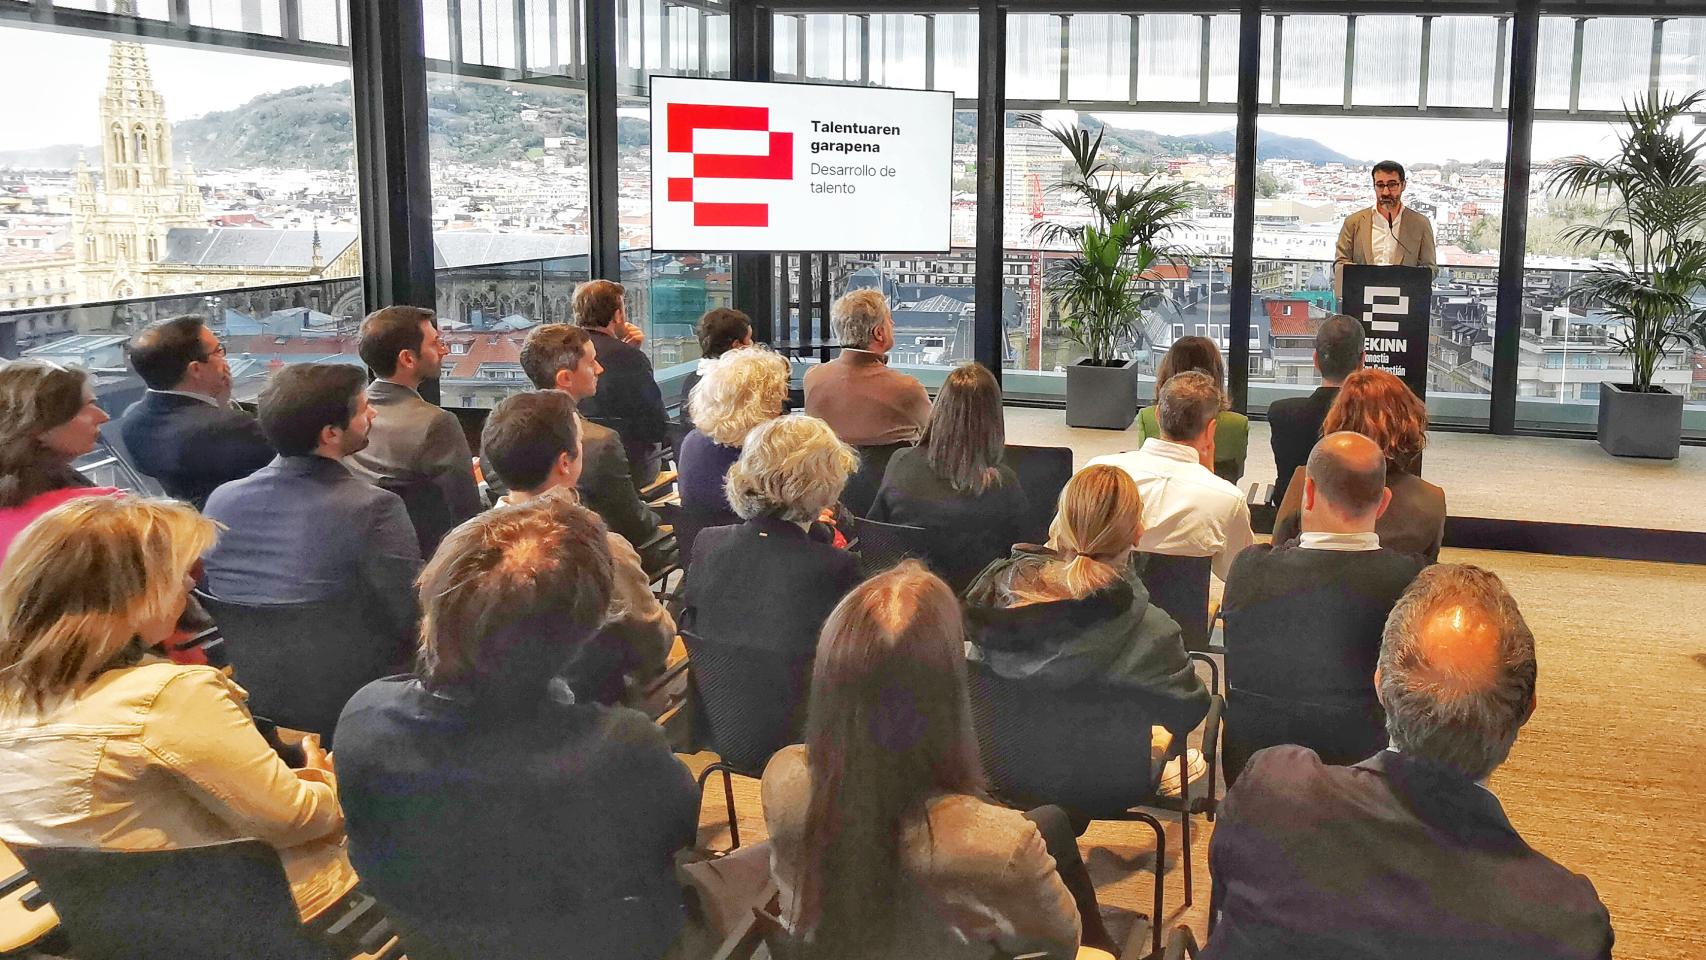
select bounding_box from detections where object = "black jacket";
[335,677,699,960]
[1205,746,1613,960]
[868,447,1029,593]
[119,391,273,508]
[964,547,1211,737]
[578,329,667,454]
[682,515,863,659]
[577,419,668,573]
[1266,386,1338,506]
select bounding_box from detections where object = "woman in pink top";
[0,361,119,560]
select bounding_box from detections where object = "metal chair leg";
[722,767,740,849]
[1131,811,1166,959]
[1180,753,1193,908]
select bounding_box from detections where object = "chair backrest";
[966,661,1160,818]
[91,420,166,497]
[666,418,695,469]
[195,590,407,746]
[14,840,333,960]
[375,475,460,559]
[849,516,927,578]
[1222,686,1388,786]
[1137,553,1213,651]
[842,441,910,518]
[681,630,810,773]
[1002,444,1073,543]
[447,406,490,459]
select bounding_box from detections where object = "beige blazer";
[1333,206,1439,297]
[0,661,356,918]
[803,349,932,447]
[761,744,1080,960]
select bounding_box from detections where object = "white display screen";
[649,77,954,253]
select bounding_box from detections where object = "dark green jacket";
[963,546,1211,736]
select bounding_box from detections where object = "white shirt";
[1085,438,1254,580]
[1371,206,1403,266]
[1297,530,1382,552]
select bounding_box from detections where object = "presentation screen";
[649,77,954,253]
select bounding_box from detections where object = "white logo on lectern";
[1362,286,1407,332]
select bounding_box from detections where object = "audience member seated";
[335,497,702,960]
[344,305,481,528]
[679,306,754,419]
[682,414,861,662]
[803,289,931,446]
[1267,313,1365,505]
[0,362,118,559]
[965,464,1211,797]
[680,346,790,527]
[763,562,1117,958]
[119,315,273,508]
[1137,336,1249,484]
[1221,432,1425,782]
[479,390,674,704]
[1272,368,1446,562]
[0,498,354,917]
[868,361,1028,593]
[202,363,421,644]
[519,323,669,573]
[1087,370,1254,581]
[571,279,668,486]
[1206,564,1614,960]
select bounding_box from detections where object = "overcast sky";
[1,26,1623,164]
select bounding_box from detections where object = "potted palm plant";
[1548,90,1706,459]
[1024,115,1194,430]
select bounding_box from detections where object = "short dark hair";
[696,308,752,359]
[519,323,592,390]
[127,315,210,390]
[1306,431,1387,516]
[1316,313,1366,382]
[257,363,366,457]
[1157,370,1221,441]
[573,279,625,330]
[1372,160,1406,182]
[358,306,434,378]
[416,494,613,694]
[481,390,581,494]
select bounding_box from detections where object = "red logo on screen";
[665,103,794,227]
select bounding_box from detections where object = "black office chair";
[375,474,464,559]
[1002,443,1074,544]
[195,590,409,747]
[842,441,910,518]
[681,630,813,850]
[848,516,927,578]
[13,840,397,960]
[1138,553,1214,652]
[1221,687,1388,787]
[966,661,1223,959]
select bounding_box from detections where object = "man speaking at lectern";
[1334,160,1438,298]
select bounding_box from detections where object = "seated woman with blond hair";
[0,498,354,917]
[963,464,1211,796]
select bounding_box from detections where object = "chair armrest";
[1187,650,1220,699]
[1198,696,1224,782]
[639,469,678,501]
[1161,925,1200,960]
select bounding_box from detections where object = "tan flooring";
[1001,408,1706,533]
[690,547,1706,959]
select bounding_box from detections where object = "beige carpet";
[691,547,1706,959]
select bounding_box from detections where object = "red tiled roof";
[1138,263,1191,282]
[1264,299,1317,337]
[443,332,529,379]
[226,334,359,356]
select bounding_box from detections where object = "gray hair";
[1378,564,1537,781]
[724,415,858,523]
[831,289,890,349]
[1156,370,1221,441]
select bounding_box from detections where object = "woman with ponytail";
[761,562,1114,960]
[0,361,118,560]
[963,464,1211,795]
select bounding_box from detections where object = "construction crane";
[1027,171,1045,371]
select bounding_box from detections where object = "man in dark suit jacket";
[1207,564,1613,960]
[344,306,481,550]
[202,363,422,644]
[570,279,667,487]
[519,323,670,574]
[120,315,273,508]
[1267,312,1364,506]
[1223,433,1424,782]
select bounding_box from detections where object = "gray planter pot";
[1597,381,1683,460]
[1065,358,1139,430]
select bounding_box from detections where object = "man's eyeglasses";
[198,343,227,362]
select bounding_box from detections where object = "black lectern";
[1340,264,1432,400]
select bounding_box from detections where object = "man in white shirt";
[1333,160,1438,298]
[1086,370,1253,580]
